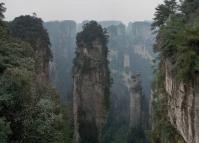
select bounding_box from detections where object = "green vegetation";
[127,127,148,143]
[0,4,70,143]
[151,70,186,143]
[61,105,73,143]
[75,21,111,109]
[9,15,52,75]
[151,0,178,30]
[153,0,199,82]
[151,0,199,142]
[0,3,6,20]
[76,21,109,48]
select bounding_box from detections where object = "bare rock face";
[165,61,199,143]
[129,74,149,129]
[129,74,142,127]
[34,39,51,82]
[73,22,109,143]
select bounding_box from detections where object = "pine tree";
[181,0,199,15]
[0,3,6,20]
[152,0,178,29]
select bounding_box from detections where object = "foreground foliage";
[152,0,199,142]
[0,3,66,143]
[153,0,199,82]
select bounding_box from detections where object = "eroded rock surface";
[165,61,199,143]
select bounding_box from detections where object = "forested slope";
[0,3,67,143]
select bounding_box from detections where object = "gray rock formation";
[73,23,109,142]
[129,74,142,127]
[165,60,199,143]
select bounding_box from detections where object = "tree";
[9,15,51,50]
[181,0,199,15]
[76,21,109,47]
[0,3,6,20]
[152,0,178,29]
[9,15,52,75]
[151,0,199,142]
[0,2,8,40]
[0,118,11,143]
[0,11,65,142]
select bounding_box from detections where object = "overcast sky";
[2,0,163,23]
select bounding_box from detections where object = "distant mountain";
[44,20,76,103]
[104,21,154,143]
[99,20,122,28]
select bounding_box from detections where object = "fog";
[2,0,163,22]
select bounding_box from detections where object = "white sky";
[2,0,163,23]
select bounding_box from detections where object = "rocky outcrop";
[73,22,109,143]
[129,74,142,127]
[73,40,108,143]
[165,61,199,143]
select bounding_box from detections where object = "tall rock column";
[129,74,142,127]
[73,21,110,143]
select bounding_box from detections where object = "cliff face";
[151,1,199,143]
[108,21,154,99]
[165,61,199,143]
[102,21,154,142]
[73,21,109,143]
[34,37,51,82]
[129,74,142,127]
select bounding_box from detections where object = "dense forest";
[0,3,70,143]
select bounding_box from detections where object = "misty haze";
[0,0,199,143]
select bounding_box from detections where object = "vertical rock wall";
[129,74,142,127]
[165,60,199,143]
[73,39,109,143]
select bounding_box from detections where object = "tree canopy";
[76,21,109,47]
[152,0,199,81]
[151,0,178,29]
[0,6,66,143]
[0,3,6,20]
[181,0,199,15]
[9,15,50,47]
